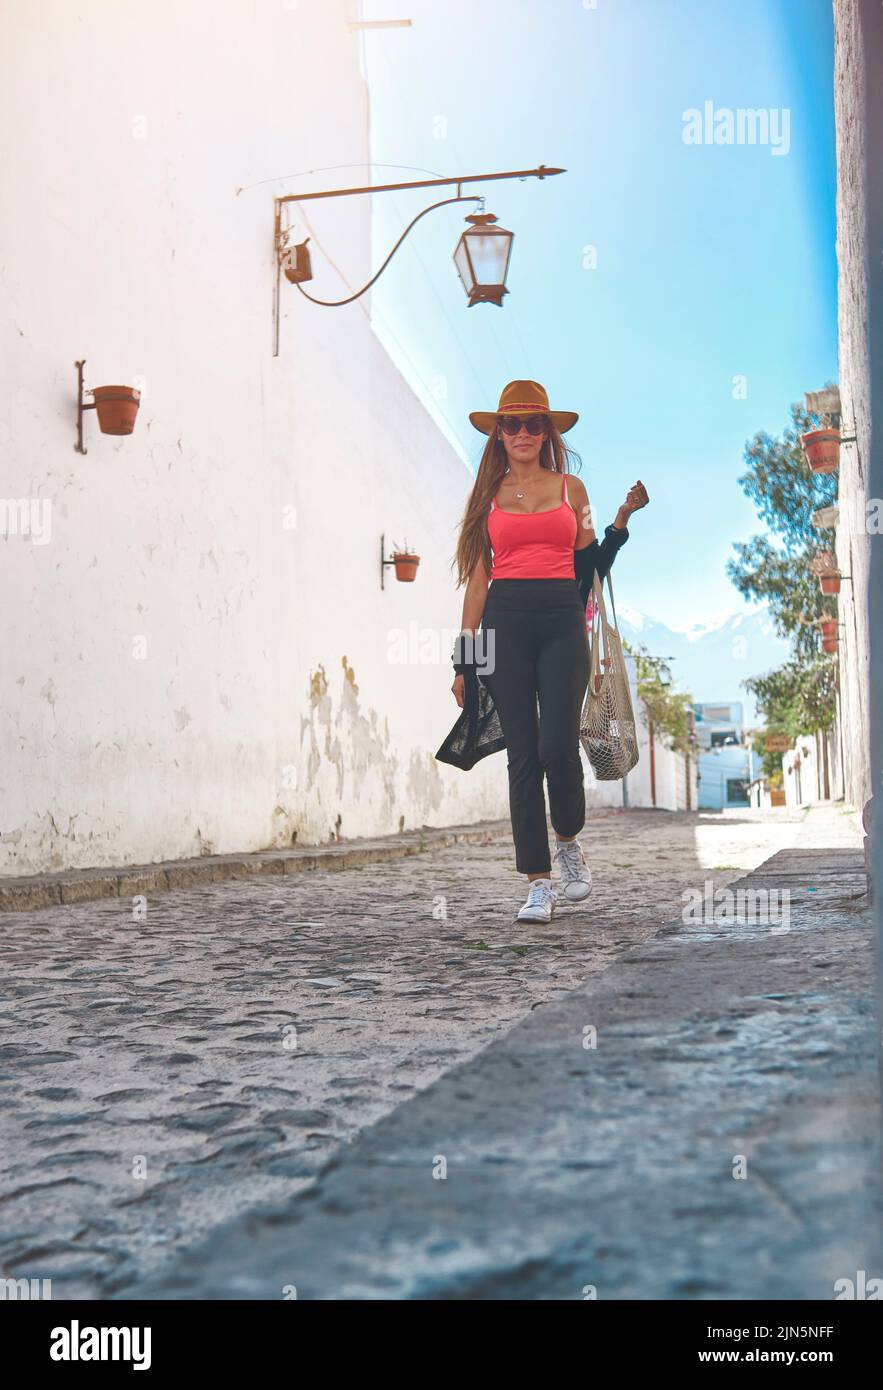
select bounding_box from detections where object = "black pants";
[480,578,590,875]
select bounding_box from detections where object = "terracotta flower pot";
[801,428,840,474]
[809,549,836,574]
[91,385,141,436]
[822,634,838,654]
[819,572,841,595]
[817,618,838,640]
[392,552,420,582]
[811,505,839,530]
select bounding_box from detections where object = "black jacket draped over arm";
[573,522,629,608]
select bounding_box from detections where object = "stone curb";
[0,821,524,912]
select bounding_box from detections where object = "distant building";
[692,702,745,750]
[698,745,763,810]
[693,702,761,808]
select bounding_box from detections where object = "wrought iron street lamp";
[271,163,564,354]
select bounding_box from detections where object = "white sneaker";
[554,836,593,902]
[516,878,557,923]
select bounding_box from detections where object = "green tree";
[622,640,696,756]
[749,730,786,783]
[727,395,839,662]
[743,655,837,773]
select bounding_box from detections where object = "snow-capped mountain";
[614,604,790,726]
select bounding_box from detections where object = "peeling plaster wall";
[0,0,511,875]
[832,0,872,816]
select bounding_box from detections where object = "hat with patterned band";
[469,379,579,435]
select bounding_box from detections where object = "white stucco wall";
[782,736,821,808]
[833,0,872,816]
[0,0,511,875]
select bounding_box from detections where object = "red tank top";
[487,471,578,579]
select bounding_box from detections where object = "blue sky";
[359,0,837,631]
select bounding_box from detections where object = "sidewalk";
[113,809,878,1300]
[0,820,514,912]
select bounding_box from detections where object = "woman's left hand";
[615,480,649,527]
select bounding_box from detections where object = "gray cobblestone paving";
[0,803,864,1298]
[126,847,878,1301]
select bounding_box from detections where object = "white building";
[697,745,762,811]
[1,0,513,876]
[692,702,745,751]
[781,732,838,808]
[690,701,761,810]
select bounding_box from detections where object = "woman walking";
[443,380,648,923]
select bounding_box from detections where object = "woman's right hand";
[452,674,466,708]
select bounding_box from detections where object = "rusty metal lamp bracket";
[75,359,97,454]
[380,534,397,591]
[270,162,564,356]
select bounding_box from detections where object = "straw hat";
[469,379,578,435]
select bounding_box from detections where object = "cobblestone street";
[0,802,872,1299]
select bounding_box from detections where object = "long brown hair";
[452,421,583,588]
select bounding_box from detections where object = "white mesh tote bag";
[580,569,640,780]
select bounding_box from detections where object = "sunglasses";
[497,414,548,437]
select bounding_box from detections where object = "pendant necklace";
[505,467,530,500]
[515,483,537,498]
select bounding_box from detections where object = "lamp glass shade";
[453,224,513,300]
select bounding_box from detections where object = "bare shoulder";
[566,474,596,546]
[565,473,589,507]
